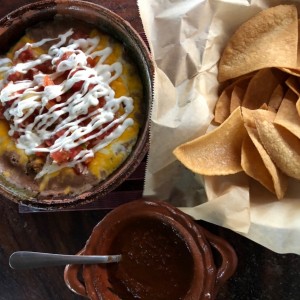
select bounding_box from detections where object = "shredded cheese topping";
[0,29,134,178]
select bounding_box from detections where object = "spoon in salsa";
[9,251,122,270]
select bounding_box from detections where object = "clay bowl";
[0,0,153,208]
[64,200,238,300]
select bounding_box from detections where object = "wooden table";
[0,1,299,300]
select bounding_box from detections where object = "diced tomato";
[53,72,67,85]
[43,75,54,86]
[71,31,89,40]
[45,99,54,110]
[11,131,20,140]
[50,146,82,164]
[69,146,82,159]
[36,60,53,74]
[0,105,5,119]
[55,129,67,138]
[7,72,23,82]
[55,51,73,66]
[17,47,35,62]
[25,69,38,80]
[72,80,84,91]
[50,149,70,164]
[87,57,96,67]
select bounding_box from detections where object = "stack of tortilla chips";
[174,5,300,199]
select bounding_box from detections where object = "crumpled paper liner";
[137,0,300,254]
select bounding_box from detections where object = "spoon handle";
[9,251,122,270]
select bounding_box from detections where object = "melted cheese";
[0,27,143,192]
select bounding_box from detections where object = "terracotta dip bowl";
[64,200,238,300]
[0,0,152,208]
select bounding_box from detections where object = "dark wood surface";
[0,1,300,300]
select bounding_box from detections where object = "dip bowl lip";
[64,199,238,300]
[82,202,205,300]
[0,0,154,209]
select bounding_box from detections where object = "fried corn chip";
[297,98,300,116]
[242,69,285,109]
[174,107,246,175]
[268,84,284,111]
[218,5,298,82]
[214,75,251,124]
[214,85,232,124]
[241,127,287,199]
[285,76,300,96]
[241,107,276,128]
[255,120,300,180]
[274,90,300,139]
[230,84,246,113]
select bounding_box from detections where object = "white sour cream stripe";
[0,29,134,178]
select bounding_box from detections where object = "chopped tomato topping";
[0,105,5,119]
[72,80,84,91]
[87,57,96,67]
[50,146,82,164]
[43,75,54,86]
[45,99,56,110]
[55,51,73,66]
[7,72,23,82]
[36,60,53,74]
[17,48,35,62]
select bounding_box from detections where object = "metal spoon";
[9,251,122,270]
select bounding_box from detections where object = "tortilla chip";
[268,84,284,111]
[241,128,287,199]
[280,67,300,77]
[230,84,247,113]
[218,5,298,82]
[242,69,285,109]
[174,107,246,175]
[214,86,232,124]
[255,120,300,180]
[297,97,300,115]
[285,76,300,96]
[274,90,300,139]
[214,75,251,123]
[241,107,276,129]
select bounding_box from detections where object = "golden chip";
[214,85,232,124]
[218,5,298,82]
[297,97,300,115]
[255,120,300,180]
[242,69,285,109]
[268,84,284,111]
[241,107,276,129]
[173,107,246,175]
[241,127,287,199]
[274,90,300,139]
[285,76,300,96]
[214,75,251,124]
[230,84,246,113]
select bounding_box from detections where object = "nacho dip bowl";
[64,200,238,300]
[0,0,153,208]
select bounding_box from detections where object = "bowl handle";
[203,228,238,291]
[63,250,88,298]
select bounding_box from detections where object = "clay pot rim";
[64,200,238,299]
[0,0,153,209]
[81,200,209,299]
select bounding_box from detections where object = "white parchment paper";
[137,0,300,254]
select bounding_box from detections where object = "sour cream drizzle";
[0,29,134,178]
